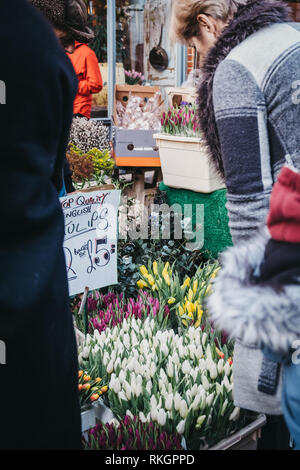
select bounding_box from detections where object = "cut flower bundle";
[78,317,242,449]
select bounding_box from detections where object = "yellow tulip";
[192,279,198,295]
[197,305,204,322]
[163,272,171,286]
[168,297,176,305]
[194,319,201,329]
[182,277,191,288]
[153,261,158,276]
[178,305,184,316]
[147,275,155,286]
[140,265,148,277]
[137,280,148,289]
[164,262,170,271]
[182,319,188,327]
[187,312,194,320]
[186,301,192,314]
[206,284,212,295]
[152,284,158,292]
[188,289,194,302]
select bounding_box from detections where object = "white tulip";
[149,362,156,378]
[135,382,142,398]
[119,370,125,385]
[157,408,167,427]
[172,353,180,366]
[146,380,152,394]
[201,374,210,391]
[199,394,206,410]
[126,409,134,420]
[124,381,132,401]
[221,399,229,416]
[150,319,155,331]
[209,363,218,380]
[92,344,100,355]
[191,383,198,398]
[176,420,186,435]
[182,360,191,375]
[150,395,158,409]
[179,400,188,419]
[217,359,224,375]
[199,359,206,371]
[191,394,201,410]
[165,394,173,411]
[118,390,127,402]
[167,362,174,378]
[216,383,224,396]
[123,333,130,349]
[159,368,168,384]
[223,375,231,391]
[224,362,231,377]
[206,392,215,407]
[195,345,203,360]
[106,360,114,374]
[190,368,198,382]
[174,393,182,412]
[94,329,100,342]
[150,407,158,422]
[229,407,240,422]
[113,378,121,394]
[139,411,147,423]
[196,415,206,429]
[202,332,208,347]
[82,346,90,359]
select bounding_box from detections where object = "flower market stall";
[70,259,266,450]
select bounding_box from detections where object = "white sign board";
[60,188,121,296]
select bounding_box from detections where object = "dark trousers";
[258,414,291,450]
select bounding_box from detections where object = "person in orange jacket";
[68,41,103,119]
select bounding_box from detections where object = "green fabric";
[159,182,233,259]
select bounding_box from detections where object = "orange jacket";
[68,42,103,119]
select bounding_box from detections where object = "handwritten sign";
[60,188,121,296]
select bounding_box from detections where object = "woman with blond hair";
[170,0,300,449]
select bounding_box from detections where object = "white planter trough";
[154,133,226,193]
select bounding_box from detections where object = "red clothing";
[267,166,300,244]
[68,42,103,119]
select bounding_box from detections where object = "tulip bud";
[209,363,218,380]
[229,407,240,422]
[201,374,210,391]
[106,360,114,374]
[157,408,167,426]
[174,392,182,412]
[176,420,186,435]
[196,415,206,429]
[165,394,173,411]
[202,332,208,347]
[182,360,191,375]
[179,400,188,419]
[217,359,224,375]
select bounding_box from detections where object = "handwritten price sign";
[60,188,121,296]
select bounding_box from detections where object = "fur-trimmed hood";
[207,227,300,355]
[197,0,290,178]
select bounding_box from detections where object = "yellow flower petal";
[140,265,148,276]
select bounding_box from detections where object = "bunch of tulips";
[78,369,108,410]
[160,104,203,138]
[83,415,184,450]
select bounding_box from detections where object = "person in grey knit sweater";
[170,0,300,448]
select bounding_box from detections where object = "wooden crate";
[167,87,198,108]
[113,85,162,167]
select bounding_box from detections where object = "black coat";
[0,0,81,449]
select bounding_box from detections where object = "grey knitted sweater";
[198,0,300,414]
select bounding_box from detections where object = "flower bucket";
[81,408,96,434]
[93,398,115,424]
[208,414,267,450]
[154,133,226,193]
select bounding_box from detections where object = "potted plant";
[154,104,225,193]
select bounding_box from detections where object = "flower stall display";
[78,317,246,450]
[83,415,184,451]
[125,70,146,86]
[154,104,225,193]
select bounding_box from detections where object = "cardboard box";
[112,85,162,167]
